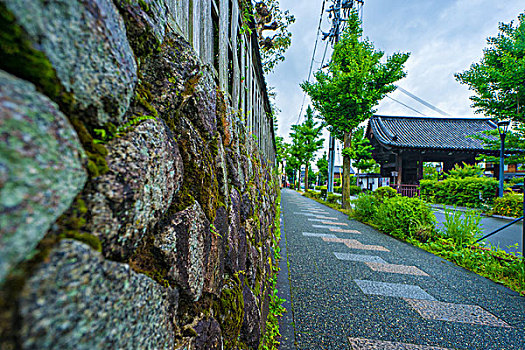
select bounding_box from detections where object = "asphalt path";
[277,188,525,350]
[432,207,523,256]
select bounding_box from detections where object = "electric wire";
[320,40,330,68]
[386,95,426,116]
[396,86,451,116]
[297,0,327,124]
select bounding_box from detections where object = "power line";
[297,0,328,124]
[396,86,451,116]
[320,40,330,68]
[386,95,426,116]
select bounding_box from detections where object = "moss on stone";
[0,4,61,102]
[213,275,245,347]
[135,82,158,117]
[129,233,173,289]
[59,231,102,253]
[69,117,109,178]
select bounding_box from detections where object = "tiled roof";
[369,115,497,151]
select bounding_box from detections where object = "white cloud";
[266,0,524,159]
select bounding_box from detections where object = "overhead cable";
[297,0,327,124]
[396,86,451,116]
[386,95,426,116]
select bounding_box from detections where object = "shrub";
[351,193,378,222]
[349,185,362,196]
[446,162,483,179]
[373,186,398,202]
[491,192,524,218]
[440,207,483,246]
[303,191,322,200]
[334,186,342,194]
[420,177,498,208]
[373,196,436,240]
[327,193,340,204]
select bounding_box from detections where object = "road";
[432,207,523,256]
[277,188,525,349]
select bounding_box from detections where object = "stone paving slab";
[365,262,430,276]
[322,237,391,252]
[334,252,388,264]
[321,221,348,226]
[329,228,361,234]
[293,212,316,216]
[355,280,437,300]
[404,298,512,328]
[307,218,332,222]
[312,224,344,230]
[302,232,337,238]
[348,337,453,350]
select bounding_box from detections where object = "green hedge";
[420,177,498,208]
[374,196,436,240]
[491,192,524,218]
[351,188,435,241]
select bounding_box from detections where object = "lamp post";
[497,120,510,197]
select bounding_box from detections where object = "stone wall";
[0,1,279,349]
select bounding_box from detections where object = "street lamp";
[497,120,510,197]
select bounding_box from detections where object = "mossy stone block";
[0,71,87,283]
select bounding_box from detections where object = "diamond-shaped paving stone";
[345,241,389,252]
[333,253,387,264]
[312,224,341,230]
[302,232,337,238]
[329,228,361,234]
[348,337,451,349]
[322,237,390,252]
[293,212,316,216]
[404,299,512,327]
[307,218,328,222]
[323,237,347,243]
[321,221,348,226]
[354,280,436,300]
[365,262,429,276]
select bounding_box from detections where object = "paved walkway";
[277,188,525,349]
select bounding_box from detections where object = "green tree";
[455,12,525,124]
[285,142,301,189]
[446,162,484,179]
[316,152,328,186]
[301,11,409,208]
[471,125,525,165]
[423,164,439,181]
[346,127,376,175]
[288,106,325,191]
[254,0,295,74]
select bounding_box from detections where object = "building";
[367,115,499,185]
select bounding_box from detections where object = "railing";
[391,184,420,198]
[172,0,276,164]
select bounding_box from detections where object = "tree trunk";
[342,130,352,209]
[305,163,309,192]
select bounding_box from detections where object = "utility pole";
[323,0,364,193]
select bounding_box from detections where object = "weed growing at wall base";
[260,190,286,350]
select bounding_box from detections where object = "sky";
[266,0,524,165]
